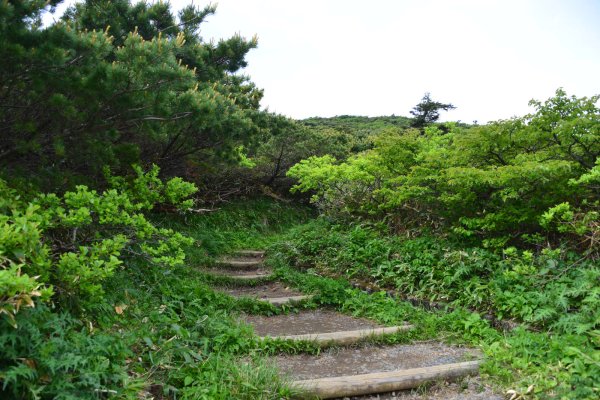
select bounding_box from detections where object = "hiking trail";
[208,249,499,399]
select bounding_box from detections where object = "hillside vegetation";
[0,1,598,399]
[286,90,600,398]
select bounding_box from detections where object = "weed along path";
[208,249,497,399]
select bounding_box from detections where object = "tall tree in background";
[409,92,456,128]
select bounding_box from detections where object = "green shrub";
[0,306,139,400]
[0,166,195,312]
[278,218,600,335]
[288,90,599,246]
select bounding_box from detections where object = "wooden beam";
[267,325,412,345]
[292,360,481,399]
[235,250,265,257]
[263,295,312,306]
[217,259,263,268]
[222,273,272,280]
[206,270,272,280]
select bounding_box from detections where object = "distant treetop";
[409,92,456,128]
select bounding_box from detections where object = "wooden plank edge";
[264,295,313,306]
[268,325,412,345]
[208,272,273,280]
[235,250,265,257]
[226,274,273,280]
[292,360,481,399]
[217,260,263,268]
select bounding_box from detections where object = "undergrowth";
[1,197,311,399]
[269,218,600,399]
[153,198,314,263]
[3,195,598,399]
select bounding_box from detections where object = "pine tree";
[409,92,456,128]
[0,0,263,189]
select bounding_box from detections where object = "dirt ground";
[206,266,272,277]
[220,281,304,299]
[333,376,503,400]
[273,342,481,380]
[243,309,381,336]
[273,342,501,399]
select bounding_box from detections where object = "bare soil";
[243,309,381,336]
[220,281,304,299]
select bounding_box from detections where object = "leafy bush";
[288,90,600,248]
[540,160,600,257]
[104,164,197,211]
[1,191,306,399]
[0,260,52,328]
[278,218,600,335]
[0,305,139,400]
[0,164,195,313]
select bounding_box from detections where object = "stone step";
[266,325,412,346]
[291,360,481,399]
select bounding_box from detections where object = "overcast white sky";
[45,0,600,123]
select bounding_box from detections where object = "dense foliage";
[0,2,303,398]
[0,164,199,397]
[0,0,263,189]
[302,115,413,153]
[1,165,195,308]
[274,219,600,398]
[279,219,599,335]
[1,194,310,399]
[289,89,600,255]
[1,1,598,399]
[283,90,600,399]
